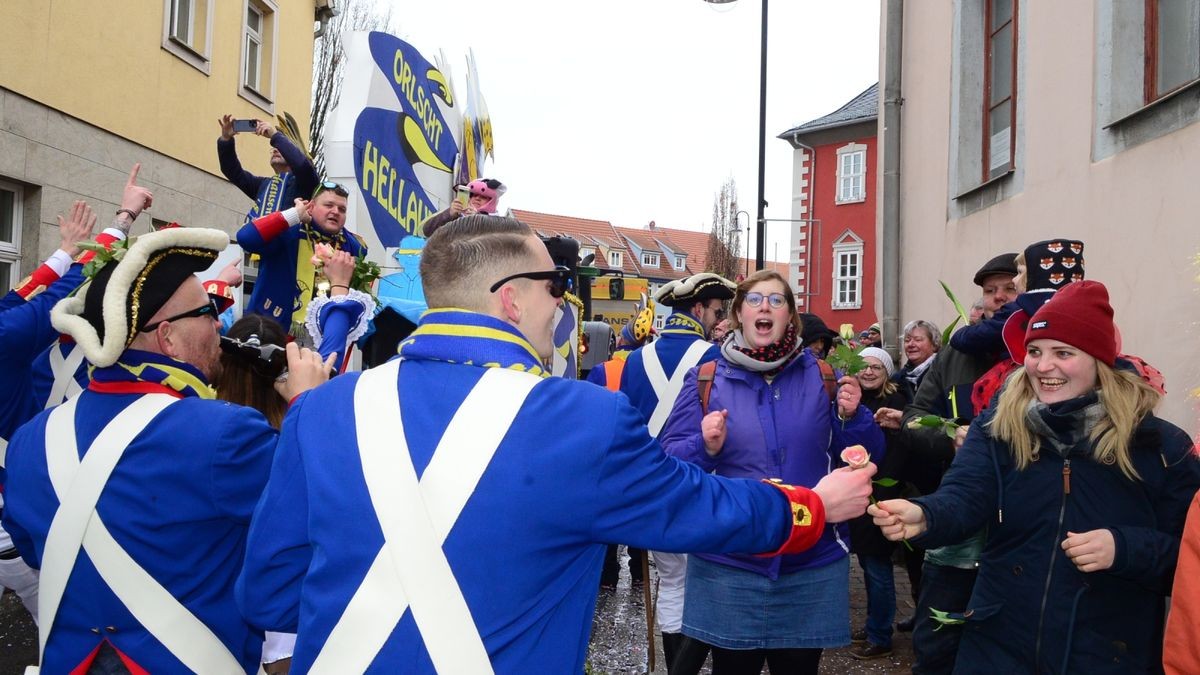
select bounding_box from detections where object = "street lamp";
[704,0,768,272]
[734,210,751,278]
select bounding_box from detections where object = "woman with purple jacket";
[659,270,885,675]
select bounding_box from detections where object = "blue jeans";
[856,553,895,648]
[912,562,978,675]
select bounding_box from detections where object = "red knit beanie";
[1022,280,1117,366]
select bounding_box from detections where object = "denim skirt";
[680,555,850,649]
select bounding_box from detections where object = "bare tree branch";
[310,0,395,177]
[706,179,741,280]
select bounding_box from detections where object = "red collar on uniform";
[87,380,186,398]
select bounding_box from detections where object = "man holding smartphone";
[216,114,319,232]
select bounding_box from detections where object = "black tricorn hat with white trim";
[51,228,228,367]
[654,272,737,308]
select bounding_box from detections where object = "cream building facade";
[878,0,1200,429]
[0,0,330,287]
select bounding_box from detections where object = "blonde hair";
[987,362,1161,480]
[866,379,899,398]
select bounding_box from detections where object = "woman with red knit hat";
[868,280,1200,673]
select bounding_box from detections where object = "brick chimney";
[648,220,656,231]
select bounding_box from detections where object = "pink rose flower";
[311,243,335,268]
[840,444,870,470]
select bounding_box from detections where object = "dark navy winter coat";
[912,404,1200,674]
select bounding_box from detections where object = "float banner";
[351,33,461,247]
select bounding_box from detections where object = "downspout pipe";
[314,4,338,38]
[792,136,816,312]
[881,0,904,358]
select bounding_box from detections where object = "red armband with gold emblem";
[203,279,236,313]
[757,479,827,557]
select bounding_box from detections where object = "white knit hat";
[859,347,895,377]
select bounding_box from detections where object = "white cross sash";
[45,343,85,409]
[642,340,712,437]
[32,394,245,674]
[309,362,540,673]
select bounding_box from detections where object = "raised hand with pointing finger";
[115,163,153,232]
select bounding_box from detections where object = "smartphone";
[233,119,258,133]
[455,186,471,207]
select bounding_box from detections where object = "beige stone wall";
[0,0,315,179]
[0,88,251,271]
[883,1,1200,431]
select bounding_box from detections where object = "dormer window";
[641,251,660,267]
[673,255,686,270]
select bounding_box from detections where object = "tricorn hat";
[51,228,228,367]
[655,272,736,308]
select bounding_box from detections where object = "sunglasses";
[139,297,221,333]
[314,180,350,199]
[743,292,788,309]
[713,307,727,320]
[490,266,572,298]
[219,334,288,379]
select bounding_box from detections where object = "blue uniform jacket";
[2,387,277,672]
[236,221,365,330]
[237,360,797,673]
[0,264,85,443]
[619,330,719,425]
[911,407,1200,673]
[311,295,372,370]
[659,350,885,578]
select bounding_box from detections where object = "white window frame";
[1094,0,1200,161]
[831,232,864,310]
[673,255,686,270]
[161,0,213,74]
[238,0,279,113]
[0,180,24,288]
[608,250,623,268]
[244,4,264,92]
[836,144,867,204]
[641,251,660,267]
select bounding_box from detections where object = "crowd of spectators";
[0,138,1196,675]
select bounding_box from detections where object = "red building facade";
[778,83,879,335]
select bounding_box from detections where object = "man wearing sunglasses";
[2,227,329,673]
[237,181,366,335]
[239,216,875,673]
[617,271,735,672]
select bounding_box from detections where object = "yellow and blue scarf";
[88,349,216,399]
[661,311,706,339]
[398,309,549,378]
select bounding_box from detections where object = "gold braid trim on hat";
[126,247,219,346]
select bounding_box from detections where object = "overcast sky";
[385,0,880,262]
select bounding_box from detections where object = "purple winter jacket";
[659,348,885,579]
